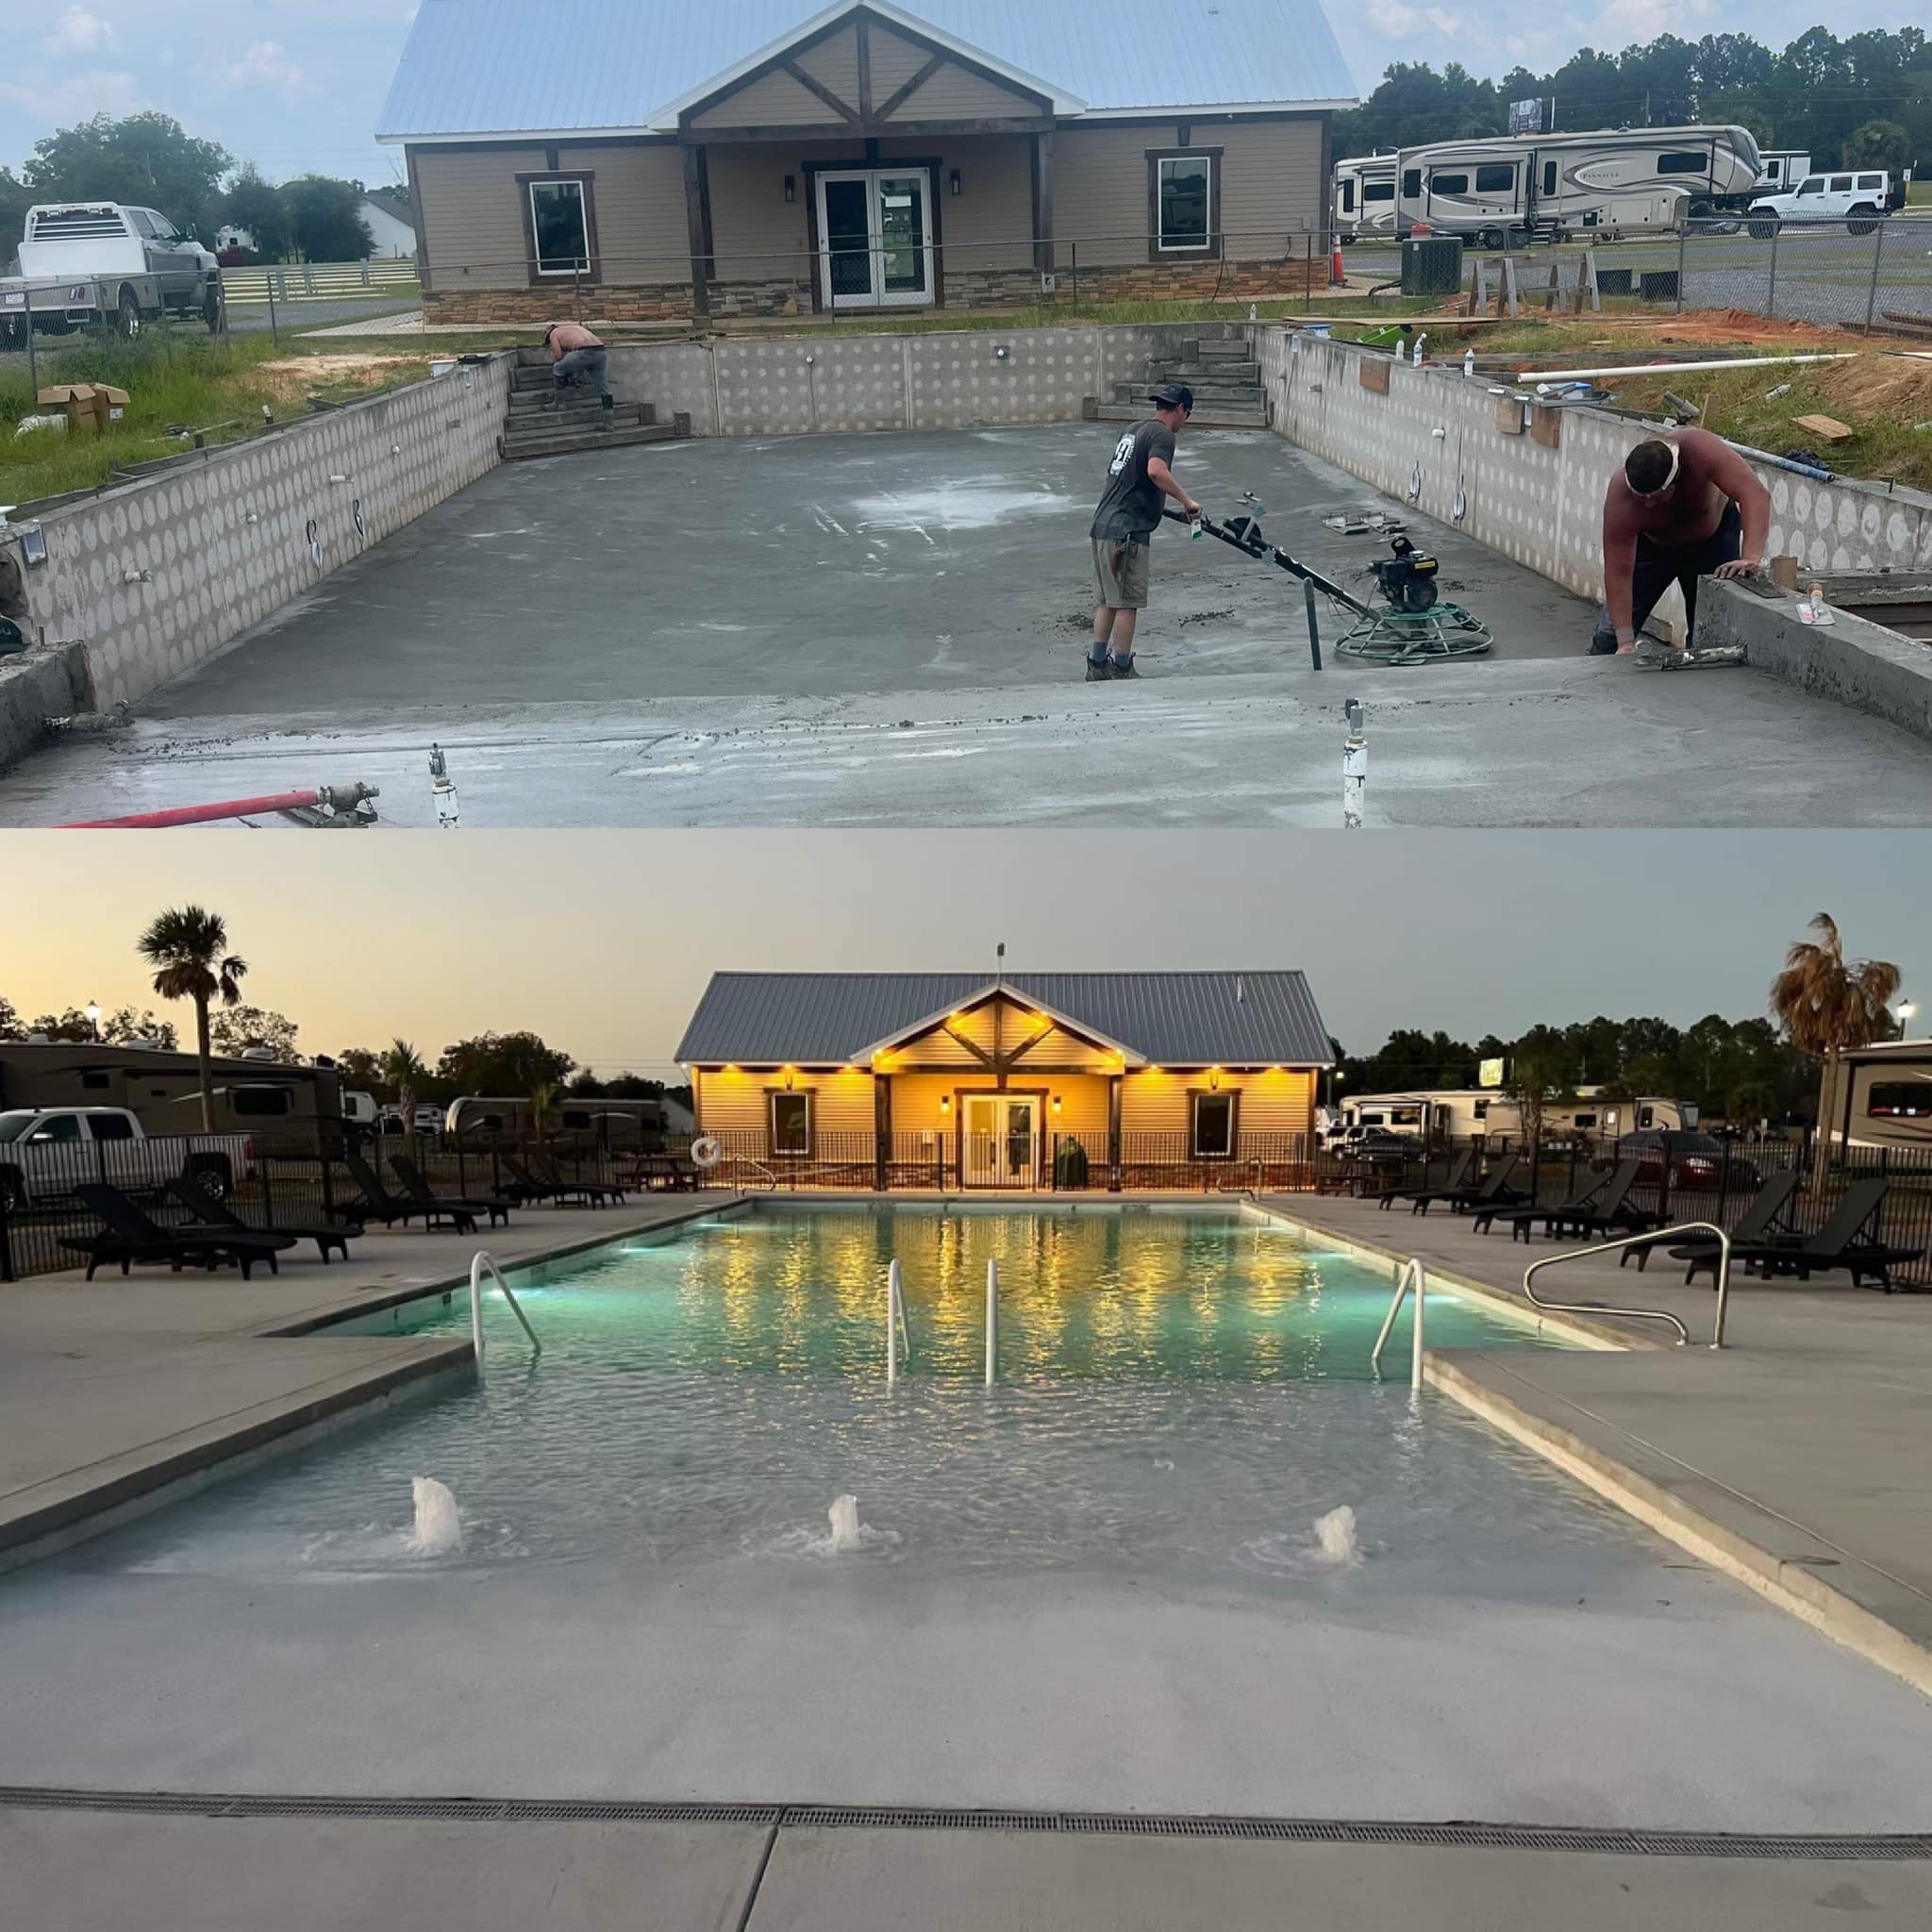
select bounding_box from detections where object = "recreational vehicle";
[444,1093,665,1147]
[1818,1043,1932,1154]
[1340,1088,1697,1143]
[1394,125,1761,245]
[1333,155,1398,241]
[0,1041,343,1135]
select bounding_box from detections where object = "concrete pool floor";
[8,424,1932,827]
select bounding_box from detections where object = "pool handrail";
[1369,1256,1426,1390]
[886,1257,911,1384]
[469,1249,542,1373]
[1521,1223,1732,1349]
[985,1257,998,1386]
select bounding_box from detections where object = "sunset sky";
[5,831,1924,1074]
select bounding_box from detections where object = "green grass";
[1907,178,1931,207]
[0,331,436,510]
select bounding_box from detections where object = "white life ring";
[690,1136,724,1170]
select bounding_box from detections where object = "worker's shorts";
[1092,535,1151,609]
[1589,501,1741,653]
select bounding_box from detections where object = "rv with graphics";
[1817,1043,1932,1154]
[1393,125,1761,245]
[1339,1089,1698,1143]
[1333,155,1398,241]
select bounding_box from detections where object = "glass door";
[963,1096,1037,1185]
[816,170,934,310]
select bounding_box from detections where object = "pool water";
[92,1205,1613,1586]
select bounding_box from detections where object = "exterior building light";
[1208,1068,1222,1091]
[784,174,797,203]
[783,1067,796,1091]
[940,1095,952,1112]
[950,168,962,195]
[1052,1095,1063,1113]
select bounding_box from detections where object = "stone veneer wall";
[1256,327,1932,638]
[11,360,508,710]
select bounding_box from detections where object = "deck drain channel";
[1,1790,1927,1857]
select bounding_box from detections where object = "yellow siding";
[865,25,930,97]
[693,1067,874,1147]
[414,145,547,289]
[1121,1068,1314,1141]
[889,65,1036,122]
[793,25,860,104]
[888,1072,1113,1138]
[567,143,688,279]
[692,68,836,130]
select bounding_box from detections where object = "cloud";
[0,69,141,123]
[221,40,315,99]
[1591,0,1713,39]
[44,7,115,56]
[1367,0,1469,35]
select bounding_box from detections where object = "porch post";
[1108,1074,1123,1192]
[683,141,712,321]
[874,1073,891,1191]
[1032,129,1056,287]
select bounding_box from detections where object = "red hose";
[60,789,328,828]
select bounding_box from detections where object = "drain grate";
[0,1789,1926,1857]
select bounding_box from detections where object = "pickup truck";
[0,1107,253,1212]
[0,202,224,344]
[1746,169,1908,238]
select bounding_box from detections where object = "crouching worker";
[1592,427,1770,657]
[1087,382,1203,680]
[544,321,612,425]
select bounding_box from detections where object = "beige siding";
[1053,124,1177,262]
[413,145,547,288]
[703,143,813,279]
[692,67,836,130]
[1215,117,1324,249]
[866,25,930,97]
[565,143,688,279]
[889,65,1035,122]
[879,134,1030,272]
[794,24,861,105]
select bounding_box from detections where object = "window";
[770,1091,812,1157]
[1473,1100,1490,1120]
[1402,168,1422,198]
[80,1071,109,1090]
[90,1113,135,1141]
[1637,1106,1657,1129]
[1797,176,1824,194]
[1657,152,1709,175]
[127,209,157,238]
[527,177,590,275]
[1341,178,1356,213]
[1474,164,1515,193]
[1869,1083,1932,1119]
[1764,158,1783,179]
[1542,160,1558,195]
[1364,181,1394,203]
[1155,154,1215,252]
[1191,1091,1236,1158]
[1830,175,1853,192]
[232,1087,294,1117]
[1856,174,1883,190]
[1429,172,1469,196]
[28,1113,82,1141]
[1573,1112,1598,1129]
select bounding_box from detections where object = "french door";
[816,169,934,309]
[963,1095,1039,1187]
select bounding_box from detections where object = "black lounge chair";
[1475,1166,1604,1238]
[1443,1156,1526,1217]
[531,1151,625,1207]
[1485,1162,1641,1244]
[62,1182,293,1282]
[498,1155,565,1206]
[1378,1147,1476,1214]
[340,1150,471,1232]
[389,1154,512,1229]
[1722,1178,1924,1292]
[1562,1161,1664,1243]
[1644,1170,1800,1280]
[167,1174,361,1265]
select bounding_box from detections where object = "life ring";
[690,1136,724,1170]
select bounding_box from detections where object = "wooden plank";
[1792,412,1854,441]
[682,143,711,320]
[1495,394,1526,435]
[855,12,874,120]
[876,52,947,121]
[781,58,859,123]
[1530,403,1562,448]
[1358,358,1391,394]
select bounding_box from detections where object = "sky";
[3,831,1924,1076]
[0,4,1917,187]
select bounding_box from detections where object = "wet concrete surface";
[7,423,1932,826]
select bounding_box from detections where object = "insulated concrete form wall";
[15,362,508,710]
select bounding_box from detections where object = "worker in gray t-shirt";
[1087,383,1201,680]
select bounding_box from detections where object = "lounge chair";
[1475,1166,1601,1238]
[1377,1147,1476,1214]
[339,1150,470,1232]
[1639,1170,1800,1279]
[1721,1178,1924,1292]
[167,1174,362,1265]
[499,1155,566,1206]
[1560,1161,1663,1243]
[531,1151,626,1206]
[388,1154,512,1229]
[1483,1163,1640,1244]
[62,1182,293,1282]
[1442,1156,1526,1217]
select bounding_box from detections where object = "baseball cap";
[1148,382,1194,413]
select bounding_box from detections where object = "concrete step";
[508,390,656,421]
[503,403,644,441]
[1088,399,1267,429]
[1118,377,1262,404]
[515,344,553,367]
[498,421,686,461]
[1143,360,1261,383]
[1195,339,1253,358]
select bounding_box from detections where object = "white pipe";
[985,1257,999,1387]
[888,1258,903,1388]
[1410,1258,1425,1392]
[1513,351,1853,382]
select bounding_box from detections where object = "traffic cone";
[1330,238,1345,289]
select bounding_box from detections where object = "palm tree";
[137,906,248,1131]
[381,1040,428,1145]
[528,1081,558,1149]
[1769,914,1901,1147]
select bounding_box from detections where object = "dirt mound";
[1822,354,1932,416]
[255,354,426,404]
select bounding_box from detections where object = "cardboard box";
[35,382,130,434]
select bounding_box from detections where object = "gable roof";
[376,0,1356,142]
[360,187,420,236]
[676,972,1332,1067]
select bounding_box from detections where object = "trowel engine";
[1368,537,1439,615]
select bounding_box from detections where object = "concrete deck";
[0,1194,734,1567]
[1260,1193,1932,1687]
[7,423,1931,826]
[7,1808,1929,1930]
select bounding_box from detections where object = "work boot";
[1108,655,1139,680]
[1084,656,1111,681]
[600,393,614,430]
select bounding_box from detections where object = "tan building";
[378,0,1357,323]
[676,970,1332,1189]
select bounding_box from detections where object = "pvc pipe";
[1724,441,1834,482]
[985,1257,999,1387]
[1513,351,1853,381]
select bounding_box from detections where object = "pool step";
[498,415,689,461]
[1086,398,1269,430]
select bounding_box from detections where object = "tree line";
[0,110,384,262]
[1335,26,1929,174]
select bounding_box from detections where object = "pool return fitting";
[469,1250,541,1375]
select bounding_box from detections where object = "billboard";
[1507,98,1543,135]
[1479,1058,1507,1089]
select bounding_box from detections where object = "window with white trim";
[1191,1091,1236,1158]
[529,178,590,275]
[770,1091,812,1157]
[1157,156,1214,251]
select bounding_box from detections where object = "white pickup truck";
[0,202,224,344]
[0,1107,253,1211]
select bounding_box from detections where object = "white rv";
[1333,156,1398,241]
[1393,125,1761,245]
[1818,1042,1932,1154]
[1339,1088,1697,1142]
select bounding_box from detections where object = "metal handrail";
[1522,1223,1733,1349]
[984,1258,999,1386]
[469,1249,541,1373]
[886,1257,911,1385]
[1369,1256,1426,1390]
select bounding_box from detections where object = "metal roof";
[675,972,1333,1066]
[376,0,1356,141]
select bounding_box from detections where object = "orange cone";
[1330,239,1345,288]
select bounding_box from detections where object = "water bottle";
[1463,347,1475,377]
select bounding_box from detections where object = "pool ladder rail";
[885,1257,999,1386]
[1369,1257,1428,1390]
[469,1250,542,1374]
[1522,1223,1734,1349]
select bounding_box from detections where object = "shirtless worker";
[543,320,613,426]
[1087,382,1203,680]
[1592,426,1771,656]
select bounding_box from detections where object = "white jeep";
[1746,170,1902,238]
[0,202,224,343]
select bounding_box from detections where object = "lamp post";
[1899,999,1918,1042]
[85,1000,101,1042]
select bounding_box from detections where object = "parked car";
[1745,170,1904,237]
[1623,1130,1761,1193]
[0,1107,253,1211]
[0,201,223,343]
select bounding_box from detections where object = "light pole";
[85,1000,101,1042]
[1899,999,1918,1042]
